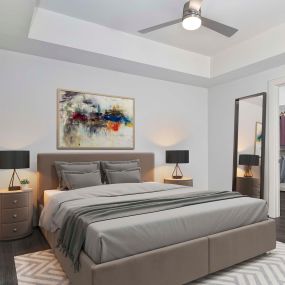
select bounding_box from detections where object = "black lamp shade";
[0,151,30,169]
[239,154,259,166]
[166,150,189,164]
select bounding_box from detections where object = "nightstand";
[0,188,33,240]
[164,177,193,187]
[236,177,260,198]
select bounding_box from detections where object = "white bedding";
[44,189,61,206]
[40,183,268,264]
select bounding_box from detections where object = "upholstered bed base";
[41,219,276,285]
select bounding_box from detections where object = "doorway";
[267,78,285,218]
[279,86,285,216]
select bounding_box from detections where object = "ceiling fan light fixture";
[138,0,238,37]
[182,14,202,30]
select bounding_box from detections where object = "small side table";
[0,188,33,240]
[164,177,193,187]
[236,177,260,198]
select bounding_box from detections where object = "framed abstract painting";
[57,89,135,149]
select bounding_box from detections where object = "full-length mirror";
[232,93,266,199]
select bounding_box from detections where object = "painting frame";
[254,121,262,157]
[57,88,135,150]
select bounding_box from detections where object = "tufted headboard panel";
[37,152,154,206]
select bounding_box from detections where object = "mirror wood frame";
[232,92,267,199]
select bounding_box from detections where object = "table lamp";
[239,154,259,178]
[166,150,189,179]
[0,150,30,191]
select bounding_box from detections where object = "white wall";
[208,64,285,191]
[280,86,285,106]
[0,49,208,200]
[212,24,285,77]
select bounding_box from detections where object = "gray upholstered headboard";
[37,152,154,206]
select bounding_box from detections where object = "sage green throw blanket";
[57,190,243,270]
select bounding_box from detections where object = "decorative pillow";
[105,168,141,184]
[54,161,100,189]
[61,170,102,190]
[101,160,140,183]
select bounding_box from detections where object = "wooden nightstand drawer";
[2,192,28,209]
[2,207,28,224]
[1,221,31,239]
[0,189,33,240]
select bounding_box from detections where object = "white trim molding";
[267,77,285,218]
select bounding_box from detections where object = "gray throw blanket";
[57,191,243,270]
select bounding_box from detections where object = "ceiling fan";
[138,0,238,37]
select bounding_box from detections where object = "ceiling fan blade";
[138,18,182,34]
[189,0,203,11]
[201,17,238,37]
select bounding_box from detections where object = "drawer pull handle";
[13,228,17,232]
[13,200,18,204]
[13,214,17,218]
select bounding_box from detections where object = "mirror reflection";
[233,93,266,199]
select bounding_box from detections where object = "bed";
[38,152,276,285]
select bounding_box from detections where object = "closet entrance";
[267,77,285,218]
[279,86,285,213]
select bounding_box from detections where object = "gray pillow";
[54,161,100,189]
[61,170,102,190]
[105,168,141,184]
[101,160,140,183]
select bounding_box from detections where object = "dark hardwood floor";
[1,193,285,285]
[0,228,49,285]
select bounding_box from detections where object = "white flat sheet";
[44,190,61,206]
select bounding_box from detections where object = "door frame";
[267,77,285,218]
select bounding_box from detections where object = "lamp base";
[172,163,183,179]
[172,175,183,179]
[8,186,21,191]
[8,169,22,191]
[244,166,253,178]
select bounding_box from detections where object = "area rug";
[15,242,285,285]
[192,241,285,285]
[15,250,69,285]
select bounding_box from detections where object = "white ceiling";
[0,0,35,36]
[38,0,285,56]
[0,0,285,87]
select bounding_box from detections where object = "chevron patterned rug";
[192,241,285,285]
[15,242,285,285]
[15,250,69,285]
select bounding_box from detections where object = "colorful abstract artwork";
[57,89,134,149]
[254,122,262,156]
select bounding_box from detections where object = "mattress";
[40,183,268,264]
[44,189,61,206]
